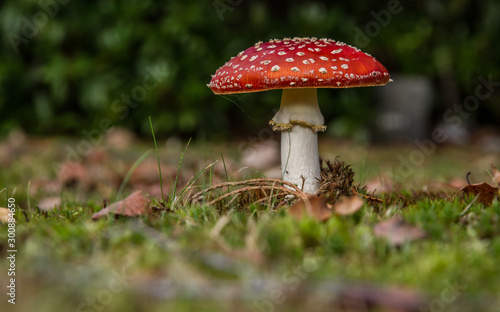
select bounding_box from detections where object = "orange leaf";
[459,182,499,206]
[374,217,426,246]
[332,196,364,216]
[288,197,332,222]
[92,191,150,220]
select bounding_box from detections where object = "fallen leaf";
[440,177,468,190]
[374,217,426,246]
[459,182,499,206]
[0,208,13,224]
[332,196,364,216]
[492,164,500,185]
[29,179,62,196]
[57,161,92,189]
[365,175,393,195]
[92,191,151,220]
[130,158,176,185]
[38,197,61,211]
[288,197,331,222]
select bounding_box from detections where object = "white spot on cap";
[278,51,286,55]
[250,55,258,61]
[241,55,248,60]
[341,64,349,69]
[291,67,299,72]
[245,84,253,88]
[314,48,321,52]
[318,78,324,82]
[232,64,239,69]
[261,60,271,65]
[336,82,341,86]
[297,52,305,56]
[331,66,337,70]
[301,78,308,82]
[286,58,294,62]
[319,56,328,61]
[289,47,295,50]
[290,82,296,86]
[268,45,276,48]
[237,74,242,79]
[256,47,263,51]
[303,60,310,65]
[271,65,281,72]
[331,48,342,54]
[308,58,315,63]
[319,67,327,74]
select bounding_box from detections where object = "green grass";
[1,138,499,311]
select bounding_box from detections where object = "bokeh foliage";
[0,0,498,139]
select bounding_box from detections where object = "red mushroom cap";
[209,37,390,94]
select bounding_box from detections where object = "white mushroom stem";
[270,88,326,194]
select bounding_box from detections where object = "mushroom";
[208,37,390,194]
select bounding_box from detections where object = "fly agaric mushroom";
[208,37,390,194]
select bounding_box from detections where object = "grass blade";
[149,117,165,202]
[115,149,152,201]
[221,153,230,193]
[170,137,192,207]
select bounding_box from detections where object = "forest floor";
[1,130,499,312]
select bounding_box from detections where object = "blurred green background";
[0,0,499,141]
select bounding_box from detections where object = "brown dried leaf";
[38,197,61,211]
[288,197,332,222]
[130,158,176,185]
[374,217,426,246]
[332,196,364,216]
[459,182,499,206]
[57,161,92,189]
[0,208,12,224]
[92,191,150,220]
[365,175,393,195]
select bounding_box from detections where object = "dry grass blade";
[186,178,309,208]
[491,163,500,186]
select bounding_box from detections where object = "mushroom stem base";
[280,127,322,194]
[271,88,325,194]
